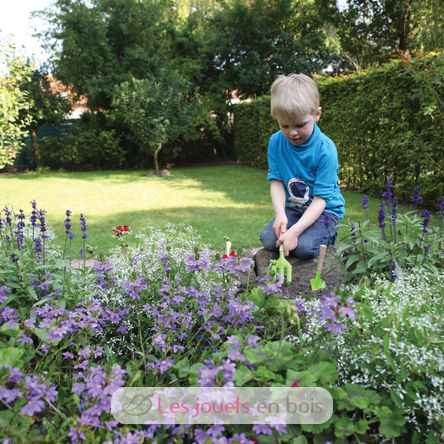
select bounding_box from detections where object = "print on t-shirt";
[287,177,310,207]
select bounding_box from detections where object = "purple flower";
[21,396,45,416]
[411,185,422,208]
[18,332,33,346]
[360,195,368,210]
[252,424,273,435]
[185,252,209,272]
[420,210,432,234]
[389,260,397,281]
[121,276,147,300]
[227,347,245,361]
[0,285,11,304]
[338,304,356,319]
[80,214,88,240]
[68,427,86,443]
[0,386,21,403]
[422,245,431,265]
[325,322,346,335]
[378,203,387,241]
[34,237,43,258]
[149,358,175,374]
[382,176,395,205]
[246,334,261,347]
[39,209,49,240]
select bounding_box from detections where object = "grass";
[0,165,395,255]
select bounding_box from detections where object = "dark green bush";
[41,113,125,171]
[233,54,443,206]
[233,96,279,170]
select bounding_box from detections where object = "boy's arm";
[276,195,326,255]
[270,180,288,239]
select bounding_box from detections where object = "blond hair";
[270,73,320,120]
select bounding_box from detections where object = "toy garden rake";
[268,245,292,284]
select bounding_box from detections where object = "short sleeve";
[266,135,282,181]
[313,144,339,201]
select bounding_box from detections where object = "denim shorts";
[260,207,340,259]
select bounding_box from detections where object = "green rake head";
[268,245,292,284]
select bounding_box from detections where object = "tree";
[112,68,199,174]
[315,0,444,71]
[39,0,175,112]
[19,69,72,168]
[202,0,331,98]
[0,38,33,169]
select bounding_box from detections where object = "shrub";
[40,114,125,171]
[321,270,444,441]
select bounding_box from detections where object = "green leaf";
[174,357,190,377]
[233,365,254,386]
[26,286,38,301]
[0,322,20,338]
[378,408,406,438]
[264,293,281,309]
[290,437,309,444]
[309,361,338,385]
[334,415,356,437]
[249,287,265,307]
[0,347,24,367]
[285,369,317,387]
[389,390,403,409]
[254,365,276,381]
[339,384,381,411]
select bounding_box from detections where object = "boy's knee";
[260,227,278,251]
[293,237,319,259]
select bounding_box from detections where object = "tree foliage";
[316,0,444,71]
[42,0,175,111]
[19,69,72,167]
[112,68,199,174]
[203,0,331,98]
[0,39,33,169]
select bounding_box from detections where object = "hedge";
[233,53,443,207]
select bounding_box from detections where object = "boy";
[259,73,344,259]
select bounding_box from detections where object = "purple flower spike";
[378,203,387,241]
[80,214,88,240]
[389,260,397,281]
[360,195,368,210]
[382,176,395,206]
[420,210,432,234]
[411,185,422,208]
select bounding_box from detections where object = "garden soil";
[242,247,345,300]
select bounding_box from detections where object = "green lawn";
[0,165,388,255]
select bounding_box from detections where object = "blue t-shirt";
[267,123,345,219]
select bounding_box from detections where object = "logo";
[111,387,333,425]
[287,178,310,206]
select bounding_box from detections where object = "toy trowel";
[311,244,327,290]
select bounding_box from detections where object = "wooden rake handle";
[317,245,327,272]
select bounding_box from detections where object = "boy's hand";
[276,231,298,256]
[272,214,288,239]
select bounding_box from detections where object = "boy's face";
[278,108,321,146]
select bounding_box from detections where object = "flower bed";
[0,180,443,443]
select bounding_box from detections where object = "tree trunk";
[153,145,161,176]
[31,127,41,169]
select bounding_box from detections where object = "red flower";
[222,250,236,259]
[113,225,130,237]
[251,438,259,444]
[291,380,300,388]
